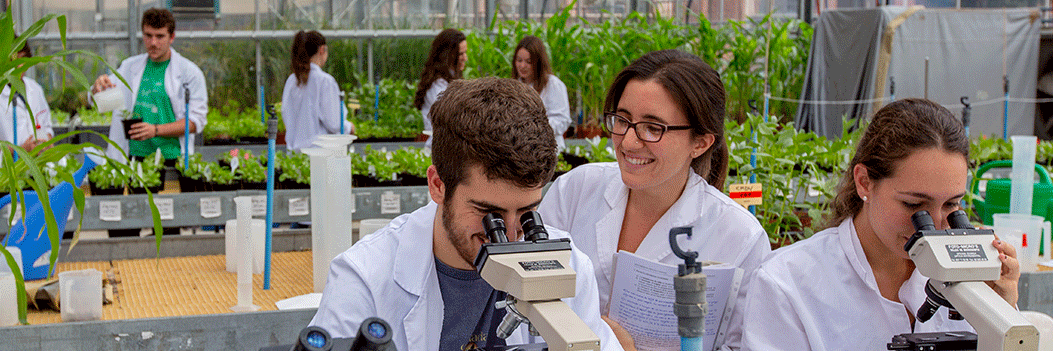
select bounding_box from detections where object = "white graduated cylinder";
[304,134,356,293]
[92,88,124,113]
[225,219,265,274]
[1010,135,1037,215]
[0,272,16,326]
[59,269,102,322]
[230,196,259,312]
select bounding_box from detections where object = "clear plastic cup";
[59,269,103,322]
[92,88,124,113]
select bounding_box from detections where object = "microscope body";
[474,212,602,351]
[901,211,1040,351]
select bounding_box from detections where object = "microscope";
[261,317,396,351]
[474,211,602,351]
[888,210,1040,351]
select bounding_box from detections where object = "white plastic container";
[358,218,392,242]
[92,88,124,113]
[0,272,17,326]
[0,246,23,277]
[1010,135,1038,215]
[225,218,265,274]
[59,269,102,322]
[993,213,1045,273]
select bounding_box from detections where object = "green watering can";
[970,160,1053,225]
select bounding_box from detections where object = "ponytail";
[291,30,326,86]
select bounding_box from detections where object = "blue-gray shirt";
[435,257,507,350]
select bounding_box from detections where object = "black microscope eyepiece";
[483,213,508,243]
[520,211,548,242]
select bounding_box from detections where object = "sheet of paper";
[608,250,742,351]
[275,293,323,310]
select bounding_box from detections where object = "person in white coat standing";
[414,28,466,146]
[311,77,622,351]
[0,42,53,152]
[281,30,354,151]
[512,36,571,149]
[538,50,769,350]
[734,99,1021,350]
[91,8,207,164]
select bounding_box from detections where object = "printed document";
[608,250,743,351]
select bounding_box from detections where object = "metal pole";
[128,0,137,58]
[923,57,929,100]
[521,0,528,21]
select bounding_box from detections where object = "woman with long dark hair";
[733,99,1020,350]
[281,30,354,151]
[414,28,466,143]
[538,50,769,349]
[512,36,571,149]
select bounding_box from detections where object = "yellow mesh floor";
[26,251,313,325]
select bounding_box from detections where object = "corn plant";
[0,8,165,324]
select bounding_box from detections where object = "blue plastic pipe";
[264,136,275,290]
[681,337,703,351]
[1003,76,1009,140]
[184,86,190,171]
[339,91,345,134]
[12,98,17,162]
[373,84,380,122]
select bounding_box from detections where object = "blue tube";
[339,92,345,134]
[1003,92,1009,140]
[681,336,703,351]
[184,87,190,171]
[373,83,380,122]
[749,126,757,215]
[264,137,275,290]
[260,86,266,124]
[12,99,17,162]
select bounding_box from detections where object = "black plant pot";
[352,174,379,188]
[398,173,427,186]
[128,184,164,195]
[561,152,589,168]
[89,182,125,196]
[122,118,143,140]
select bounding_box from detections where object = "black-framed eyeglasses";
[603,112,692,143]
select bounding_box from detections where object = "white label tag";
[99,201,122,222]
[153,197,174,220]
[289,197,309,216]
[380,191,401,214]
[200,197,221,218]
[252,195,267,216]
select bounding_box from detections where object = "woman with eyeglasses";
[538,49,769,350]
[512,36,571,149]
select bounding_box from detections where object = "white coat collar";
[393,201,438,297]
[598,170,710,267]
[391,201,443,350]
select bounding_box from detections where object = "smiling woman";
[734,98,1021,350]
[537,49,770,350]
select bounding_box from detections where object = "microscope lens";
[305,330,328,348]
[483,213,508,243]
[946,210,972,229]
[367,321,387,338]
[911,211,936,231]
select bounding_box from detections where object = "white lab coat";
[535,74,571,150]
[538,162,770,316]
[0,77,53,146]
[281,63,353,151]
[310,201,624,351]
[735,218,974,350]
[95,49,208,161]
[419,78,447,133]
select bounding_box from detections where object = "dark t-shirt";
[435,257,508,350]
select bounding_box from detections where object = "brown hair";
[826,98,968,228]
[414,29,466,110]
[290,30,326,86]
[15,35,31,59]
[604,49,729,189]
[511,36,551,93]
[430,77,557,199]
[141,8,175,35]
